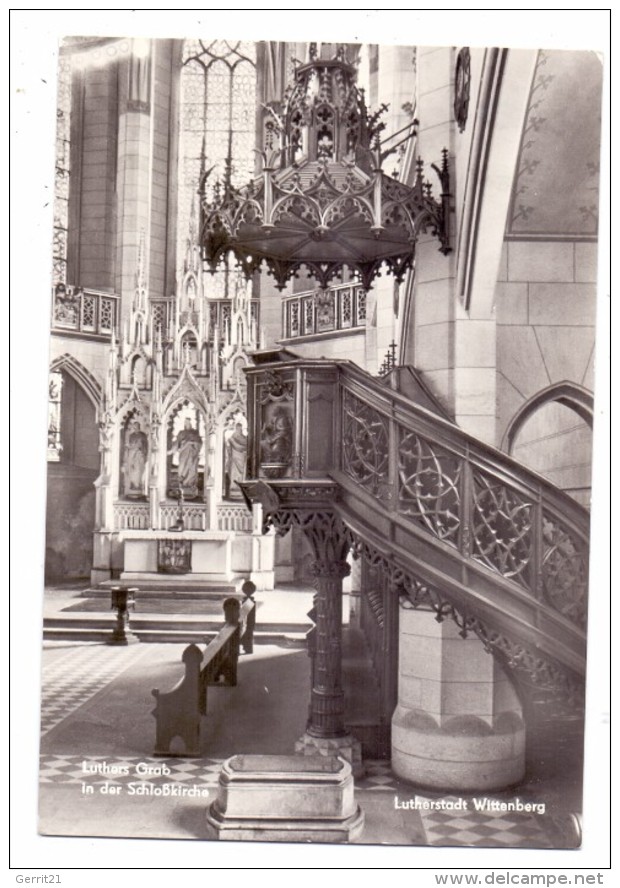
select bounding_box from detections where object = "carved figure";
[225,422,247,499]
[123,421,148,497]
[169,418,202,498]
[260,406,293,465]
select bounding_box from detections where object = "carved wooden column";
[307,557,349,737]
[291,511,363,775]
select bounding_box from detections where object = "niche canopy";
[200,43,451,292]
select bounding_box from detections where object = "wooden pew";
[152,594,256,756]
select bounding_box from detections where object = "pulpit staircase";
[243,354,590,711]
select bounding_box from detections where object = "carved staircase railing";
[244,356,590,698]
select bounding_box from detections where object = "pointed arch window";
[53,54,73,285]
[177,40,257,297]
[48,371,64,461]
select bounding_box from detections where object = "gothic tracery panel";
[541,513,588,629]
[398,429,461,546]
[471,473,533,588]
[342,391,389,498]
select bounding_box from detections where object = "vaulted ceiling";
[506,49,602,240]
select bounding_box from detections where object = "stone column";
[91,415,115,583]
[293,513,363,775]
[391,598,525,791]
[249,502,275,591]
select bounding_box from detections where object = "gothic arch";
[162,364,210,418]
[455,49,538,316]
[50,353,102,407]
[503,382,594,454]
[115,394,150,427]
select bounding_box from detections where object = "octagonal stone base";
[392,706,526,791]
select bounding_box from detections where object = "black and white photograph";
[10,8,611,874]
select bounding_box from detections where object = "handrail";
[335,361,589,640]
[339,360,590,530]
[244,354,590,686]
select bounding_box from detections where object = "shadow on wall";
[45,465,96,580]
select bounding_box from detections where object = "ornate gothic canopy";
[200,44,451,291]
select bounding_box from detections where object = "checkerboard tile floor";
[38,643,563,848]
[357,760,396,790]
[420,805,554,848]
[41,754,391,790]
[40,642,149,736]
[38,753,556,847]
[356,769,554,848]
[39,753,223,787]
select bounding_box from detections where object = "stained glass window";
[48,372,64,462]
[53,54,72,285]
[177,40,257,292]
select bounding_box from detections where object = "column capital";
[265,508,352,572]
[309,559,350,581]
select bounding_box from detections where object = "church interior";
[33,30,605,853]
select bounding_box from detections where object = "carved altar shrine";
[91,231,274,589]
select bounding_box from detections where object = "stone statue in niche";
[168,418,202,499]
[225,422,247,499]
[123,420,148,498]
[260,406,293,477]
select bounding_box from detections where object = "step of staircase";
[43,606,311,644]
[81,578,240,599]
[44,582,315,643]
[42,625,308,644]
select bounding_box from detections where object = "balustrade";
[51,285,119,338]
[217,504,253,532]
[337,366,589,634]
[243,356,590,685]
[158,502,206,531]
[113,503,150,530]
[283,282,366,340]
[113,502,208,531]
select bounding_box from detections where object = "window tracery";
[47,372,64,461]
[53,55,72,285]
[177,40,257,288]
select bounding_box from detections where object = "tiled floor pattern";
[38,643,558,848]
[40,642,149,736]
[39,753,222,787]
[38,754,554,847]
[39,754,393,790]
[421,809,553,848]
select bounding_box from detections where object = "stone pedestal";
[205,754,364,843]
[295,732,363,778]
[392,602,525,791]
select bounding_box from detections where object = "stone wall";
[495,239,597,503]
